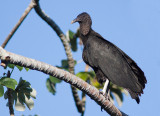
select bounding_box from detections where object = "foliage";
[57,59,77,71]
[1,64,36,111]
[7,63,29,72]
[46,59,76,95]
[0,77,17,90]
[4,77,37,111]
[0,64,30,98]
[76,71,128,106]
[46,76,62,95]
[0,72,18,97]
[67,30,78,52]
[0,85,4,97]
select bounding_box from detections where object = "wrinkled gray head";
[71,12,92,35]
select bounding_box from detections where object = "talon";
[101,106,103,111]
[99,90,105,96]
[99,90,110,100]
[99,90,110,112]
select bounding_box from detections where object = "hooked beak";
[71,18,78,24]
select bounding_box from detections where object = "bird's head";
[71,12,92,35]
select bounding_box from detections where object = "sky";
[0,0,160,116]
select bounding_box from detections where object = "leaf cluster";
[0,64,36,111]
[76,71,128,106]
[4,77,37,111]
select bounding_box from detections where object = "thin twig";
[1,0,36,48]
[0,47,128,116]
[33,0,85,113]
[6,71,14,116]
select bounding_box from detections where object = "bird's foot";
[99,90,110,111]
[99,90,110,101]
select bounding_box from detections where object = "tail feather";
[127,88,140,104]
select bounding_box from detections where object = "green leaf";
[7,64,15,69]
[76,72,89,81]
[16,77,31,91]
[0,77,17,90]
[58,59,77,71]
[49,76,61,83]
[110,85,123,102]
[24,95,34,110]
[46,78,56,95]
[0,85,4,97]
[16,78,26,90]
[16,78,36,99]
[18,91,25,104]
[61,60,69,70]
[91,79,103,89]
[68,30,74,39]
[21,82,31,89]
[30,88,37,99]
[46,76,62,95]
[76,71,95,81]
[4,77,36,111]
[16,78,36,111]
[15,94,26,111]
[25,67,29,71]
[112,92,123,106]
[16,65,23,71]
[109,83,125,106]
[69,30,78,52]
[121,89,128,96]
[76,71,103,89]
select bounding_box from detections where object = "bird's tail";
[126,89,140,104]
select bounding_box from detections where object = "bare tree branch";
[1,0,36,48]
[0,47,128,116]
[33,0,85,113]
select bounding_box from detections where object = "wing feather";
[84,34,146,93]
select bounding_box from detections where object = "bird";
[71,12,147,104]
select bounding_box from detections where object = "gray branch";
[0,47,128,116]
[33,0,85,113]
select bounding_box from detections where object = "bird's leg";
[106,88,110,101]
[100,79,110,111]
[102,79,109,96]
[99,79,110,100]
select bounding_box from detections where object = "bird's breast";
[82,47,89,65]
[82,42,99,68]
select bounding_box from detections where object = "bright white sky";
[0,0,160,116]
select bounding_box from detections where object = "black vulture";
[71,12,147,103]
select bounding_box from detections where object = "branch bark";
[33,0,85,113]
[0,47,128,116]
[1,0,36,48]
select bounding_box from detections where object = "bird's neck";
[80,28,93,45]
